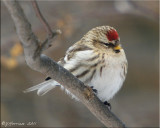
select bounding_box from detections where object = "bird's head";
[83,26,122,51]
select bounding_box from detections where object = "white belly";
[89,56,127,102]
[63,49,127,102]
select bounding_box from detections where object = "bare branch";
[3,0,126,127]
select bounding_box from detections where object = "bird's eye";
[104,43,109,47]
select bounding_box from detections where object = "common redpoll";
[24,26,128,107]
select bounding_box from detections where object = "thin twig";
[31,0,53,38]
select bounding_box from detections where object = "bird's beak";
[114,45,121,50]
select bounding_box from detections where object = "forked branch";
[3,0,126,127]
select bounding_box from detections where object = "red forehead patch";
[106,29,119,41]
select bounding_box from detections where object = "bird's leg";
[104,101,111,110]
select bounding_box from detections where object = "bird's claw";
[91,86,98,94]
[104,101,111,110]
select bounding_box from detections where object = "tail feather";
[24,79,79,100]
[23,79,59,95]
[37,83,56,96]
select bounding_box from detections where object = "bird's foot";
[91,86,98,94]
[45,77,51,81]
[104,101,111,110]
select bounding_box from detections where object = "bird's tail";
[23,79,79,100]
[23,79,59,96]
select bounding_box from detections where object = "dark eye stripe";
[104,43,114,47]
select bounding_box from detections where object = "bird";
[24,26,128,108]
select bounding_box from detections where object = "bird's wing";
[59,44,99,84]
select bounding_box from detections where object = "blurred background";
[1,1,159,127]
